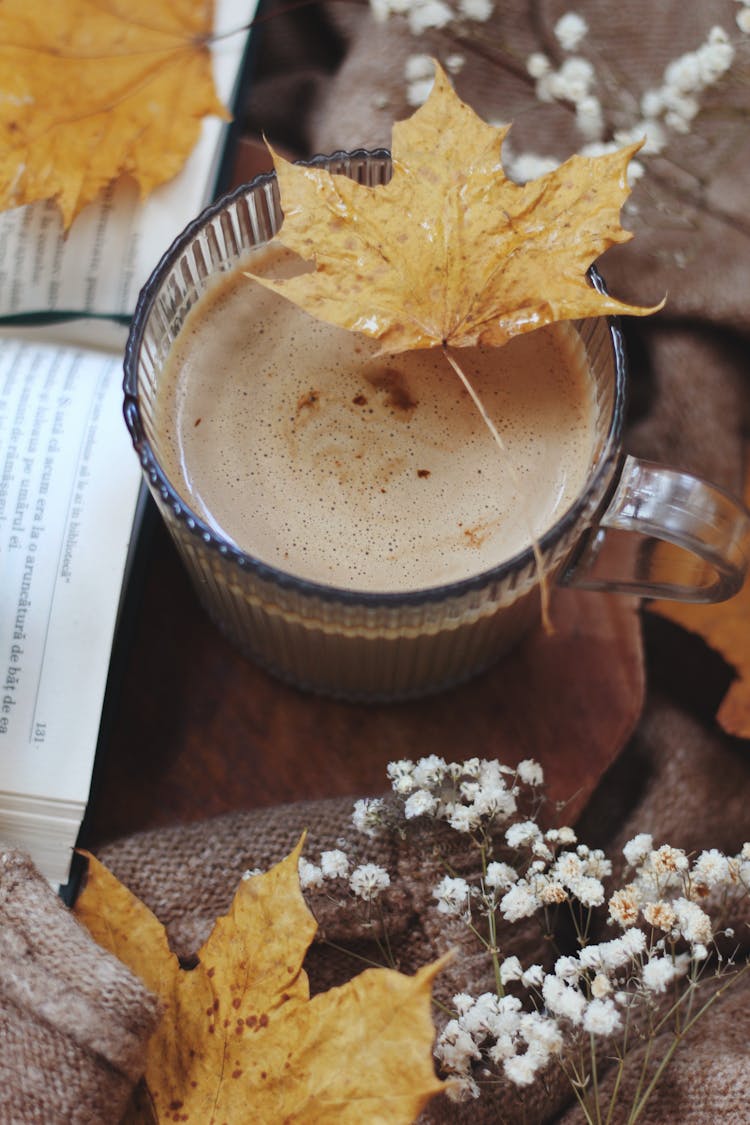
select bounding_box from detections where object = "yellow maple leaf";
[74,840,446,1124]
[0,0,228,228]
[252,62,660,354]
[649,461,750,739]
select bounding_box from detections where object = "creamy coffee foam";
[157,245,596,593]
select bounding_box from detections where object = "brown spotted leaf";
[74,840,446,1124]
[0,0,228,228]
[252,61,660,354]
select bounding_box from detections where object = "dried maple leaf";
[649,461,750,739]
[252,62,661,353]
[74,839,446,1124]
[0,0,228,228]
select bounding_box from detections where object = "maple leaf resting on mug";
[250,62,661,354]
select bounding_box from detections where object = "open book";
[0,0,259,886]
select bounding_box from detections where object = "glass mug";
[123,151,750,701]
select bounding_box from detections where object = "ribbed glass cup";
[123,151,625,701]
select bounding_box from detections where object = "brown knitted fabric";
[0,848,160,1125]
[4,1,750,1122]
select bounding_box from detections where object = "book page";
[0,0,259,320]
[0,337,142,878]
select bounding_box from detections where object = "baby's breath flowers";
[510,15,746,188]
[298,850,390,902]
[371,0,493,38]
[351,795,386,837]
[297,844,395,964]
[379,3,750,220]
[300,753,750,1123]
[349,862,392,901]
[385,753,543,836]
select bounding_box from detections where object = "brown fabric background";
[0,849,160,1124]
[3,2,750,1122]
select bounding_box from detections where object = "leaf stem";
[441,346,552,632]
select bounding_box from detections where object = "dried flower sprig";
[299,754,750,1121]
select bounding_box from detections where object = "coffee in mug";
[156,244,597,595]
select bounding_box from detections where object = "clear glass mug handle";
[561,455,750,602]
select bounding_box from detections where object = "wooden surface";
[85,512,645,849]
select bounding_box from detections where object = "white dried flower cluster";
[545,21,737,144]
[525,14,605,146]
[739,0,750,36]
[437,928,656,1097]
[528,50,604,143]
[497,828,611,920]
[370,0,492,37]
[639,25,736,137]
[434,886,748,1102]
[404,52,437,106]
[351,796,386,837]
[320,848,350,879]
[428,814,613,925]
[297,856,325,890]
[349,862,392,901]
[508,16,750,189]
[433,873,473,919]
[298,847,391,902]
[554,12,588,51]
[339,757,750,1112]
[435,990,564,1098]
[342,756,750,1114]
[500,145,560,184]
[382,754,545,838]
[607,836,750,952]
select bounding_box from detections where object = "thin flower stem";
[626,961,750,1125]
[649,959,737,1041]
[320,938,390,972]
[603,1058,626,1125]
[627,1034,677,1125]
[566,896,592,947]
[431,995,458,1019]
[485,906,504,998]
[604,1009,634,1125]
[377,898,397,969]
[670,960,750,1039]
[678,970,696,1035]
[567,1055,596,1125]
[441,346,551,631]
[627,1027,655,1125]
[479,845,505,998]
[589,1033,603,1125]
[466,918,493,953]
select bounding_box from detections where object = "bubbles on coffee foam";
[157,246,596,594]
